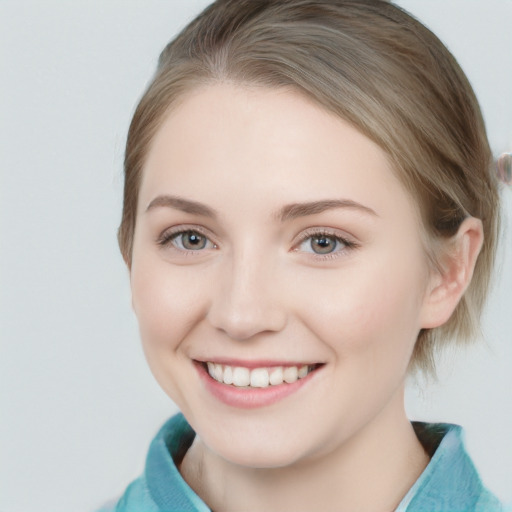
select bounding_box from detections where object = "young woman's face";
[130,84,435,468]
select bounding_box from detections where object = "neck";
[180,387,429,512]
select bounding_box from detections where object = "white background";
[1,1,511,511]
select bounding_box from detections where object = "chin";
[193,413,321,469]
[214,439,306,469]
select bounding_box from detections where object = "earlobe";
[420,217,484,329]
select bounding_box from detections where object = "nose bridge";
[207,245,286,340]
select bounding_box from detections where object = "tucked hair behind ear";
[119,0,501,376]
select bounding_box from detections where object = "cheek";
[299,254,426,365]
[129,252,215,408]
[130,254,210,355]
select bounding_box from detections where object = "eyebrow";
[277,199,378,221]
[145,195,377,221]
[145,195,217,218]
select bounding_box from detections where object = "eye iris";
[311,236,336,254]
[182,231,207,250]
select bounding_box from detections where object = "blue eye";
[298,234,348,255]
[163,230,215,251]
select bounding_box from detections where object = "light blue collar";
[395,422,502,511]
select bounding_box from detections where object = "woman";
[101,0,507,510]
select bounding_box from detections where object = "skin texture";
[129,84,483,512]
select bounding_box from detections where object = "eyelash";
[156,226,358,259]
[157,226,217,253]
[293,229,358,260]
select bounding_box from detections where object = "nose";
[207,253,287,341]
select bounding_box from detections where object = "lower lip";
[195,362,320,409]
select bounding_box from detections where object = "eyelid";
[156,224,358,259]
[157,224,218,250]
[294,227,357,245]
[292,227,359,258]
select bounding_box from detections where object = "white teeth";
[250,368,270,388]
[213,363,223,382]
[232,367,251,387]
[223,365,233,385]
[269,366,284,385]
[205,362,317,387]
[283,366,298,383]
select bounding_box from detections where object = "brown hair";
[119,0,500,375]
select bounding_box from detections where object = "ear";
[420,217,484,329]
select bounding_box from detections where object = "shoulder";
[474,488,506,512]
[95,475,160,512]
[400,422,505,511]
[95,413,209,512]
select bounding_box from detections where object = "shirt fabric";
[97,413,504,512]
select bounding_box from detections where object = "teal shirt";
[98,413,504,512]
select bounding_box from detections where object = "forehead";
[139,84,419,225]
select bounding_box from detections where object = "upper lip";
[194,358,323,369]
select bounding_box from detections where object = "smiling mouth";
[201,361,323,388]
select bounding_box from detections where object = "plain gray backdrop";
[1,1,511,511]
